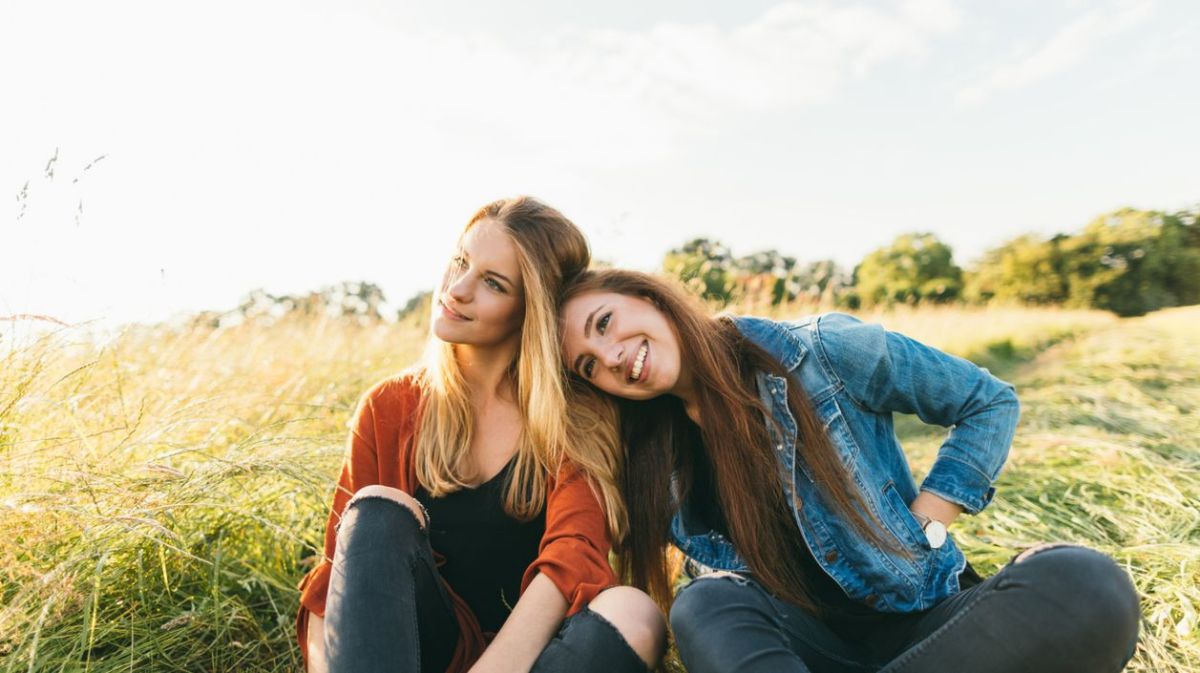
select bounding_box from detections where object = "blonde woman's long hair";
[413,197,628,542]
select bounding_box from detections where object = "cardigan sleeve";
[295,383,387,667]
[520,462,618,616]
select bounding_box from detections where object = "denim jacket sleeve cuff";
[920,456,996,515]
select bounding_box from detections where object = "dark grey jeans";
[670,545,1140,673]
[321,495,647,673]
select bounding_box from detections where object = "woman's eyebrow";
[569,305,603,375]
[583,305,602,338]
[485,270,515,287]
[461,249,515,288]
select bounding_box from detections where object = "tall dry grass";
[1,305,1196,671]
[896,306,1200,672]
[1,316,420,671]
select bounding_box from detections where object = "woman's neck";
[671,367,702,426]
[454,339,520,405]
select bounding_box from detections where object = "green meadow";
[1,306,1196,671]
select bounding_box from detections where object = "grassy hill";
[1,306,1196,671]
[895,306,1200,672]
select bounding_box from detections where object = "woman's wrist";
[911,491,963,527]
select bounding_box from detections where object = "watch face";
[925,521,947,549]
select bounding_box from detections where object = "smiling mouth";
[627,341,648,383]
[438,299,470,321]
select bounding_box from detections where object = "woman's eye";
[597,312,611,334]
[485,277,505,292]
[583,358,595,378]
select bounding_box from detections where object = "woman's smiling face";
[561,290,683,400]
[431,219,525,347]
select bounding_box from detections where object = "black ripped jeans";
[670,545,1141,673]
[320,495,647,673]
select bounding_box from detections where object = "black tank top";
[414,458,546,634]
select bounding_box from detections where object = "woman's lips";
[438,300,470,321]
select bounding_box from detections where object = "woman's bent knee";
[670,575,796,673]
[1014,546,1138,609]
[335,487,427,551]
[345,485,427,527]
[589,586,666,668]
[1012,545,1140,665]
[669,573,757,644]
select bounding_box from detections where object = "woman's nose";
[447,272,472,302]
[602,344,624,370]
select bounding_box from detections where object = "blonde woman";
[296,198,665,673]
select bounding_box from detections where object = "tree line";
[664,206,1200,317]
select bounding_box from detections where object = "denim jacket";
[669,312,1020,612]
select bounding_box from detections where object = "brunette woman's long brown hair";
[560,269,893,613]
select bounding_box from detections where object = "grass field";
[1,305,1196,671]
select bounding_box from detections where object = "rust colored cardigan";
[295,372,618,672]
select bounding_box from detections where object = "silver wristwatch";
[912,511,947,549]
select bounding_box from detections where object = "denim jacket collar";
[727,315,807,372]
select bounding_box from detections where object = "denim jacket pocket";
[878,480,933,589]
[881,482,928,549]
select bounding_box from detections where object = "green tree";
[662,238,735,303]
[792,259,852,305]
[967,207,1200,316]
[235,281,389,323]
[853,233,963,307]
[734,249,797,275]
[964,234,1068,305]
[1060,208,1200,316]
[732,249,797,305]
[1161,209,1200,306]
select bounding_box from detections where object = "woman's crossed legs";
[670,545,1140,673]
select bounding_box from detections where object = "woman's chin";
[618,383,660,401]
[431,320,464,344]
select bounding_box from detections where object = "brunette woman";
[296,200,665,673]
[558,268,1140,673]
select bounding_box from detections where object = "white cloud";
[955,0,1155,107]
[543,0,960,124]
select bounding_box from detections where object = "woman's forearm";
[468,573,568,673]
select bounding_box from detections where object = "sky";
[2,0,1198,327]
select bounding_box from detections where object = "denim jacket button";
[824,550,838,563]
[865,595,879,607]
